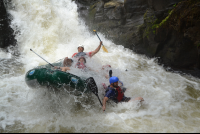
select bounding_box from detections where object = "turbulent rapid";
[1,0,200,133]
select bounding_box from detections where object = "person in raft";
[101,65,126,91]
[102,76,144,111]
[55,57,87,72]
[63,41,103,67]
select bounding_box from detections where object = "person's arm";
[72,53,77,58]
[102,88,114,111]
[61,67,70,72]
[90,41,102,57]
[102,97,109,111]
[54,66,70,71]
[54,66,59,69]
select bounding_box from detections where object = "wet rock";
[154,0,200,70]
[104,2,123,20]
[0,0,16,48]
[75,0,99,5]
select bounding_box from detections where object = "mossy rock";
[117,32,135,48]
[96,20,119,29]
[104,1,121,9]
[88,6,97,22]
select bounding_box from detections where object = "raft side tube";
[25,68,90,93]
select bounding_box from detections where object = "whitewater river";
[1,0,200,133]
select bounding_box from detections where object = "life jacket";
[75,62,86,69]
[105,86,124,103]
[72,52,87,58]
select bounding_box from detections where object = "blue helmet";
[109,76,119,84]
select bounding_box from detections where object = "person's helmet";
[78,44,84,49]
[109,76,119,84]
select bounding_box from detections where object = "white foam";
[1,0,200,132]
[0,49,12,59]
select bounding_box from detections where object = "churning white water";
[1,0,200,132]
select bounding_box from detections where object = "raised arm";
[90,41,102,57]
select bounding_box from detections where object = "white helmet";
[78,44,84,49]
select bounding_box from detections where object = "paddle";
[109,70,112,78]
[85,77,103,107]
[93,30,108,53]
[30,49,54,67]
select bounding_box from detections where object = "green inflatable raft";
[26,49,103,105]
[25,60,98,95]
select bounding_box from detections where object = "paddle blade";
[109,70,112,78]
[85,77,98,96]
[85,77,103,107]
[102,45,108,53]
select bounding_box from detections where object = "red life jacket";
[116,86,124,102]
[75,62,86,69]
[105,86,124,102]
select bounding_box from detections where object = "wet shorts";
[121,97,131,102]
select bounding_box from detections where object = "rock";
[76,0,99,5]
[124,0,148,13]
[148,0,182,11]
[154,0,200,70]
[104,1,121,9]
[104,2,124,20]
[0,0,16,48]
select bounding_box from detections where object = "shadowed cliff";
[0,0,16,48]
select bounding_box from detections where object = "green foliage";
[143,11,147,19]
[156,9,174,28]
[197,43,200,48]
[144,26,150,39]
[149,19,159,34]
[173,3,177,7]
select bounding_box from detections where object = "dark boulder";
[0,0,16,48]
[155,0,200,70]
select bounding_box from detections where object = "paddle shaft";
[96,95,103,106]
[30,49,54,67]
[94,32,104,46]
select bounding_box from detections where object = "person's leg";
[122,97,131,102]
[133,97,144,102]
[126,97,144,103]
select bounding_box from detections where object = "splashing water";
[1,0,200,132]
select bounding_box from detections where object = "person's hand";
[54,66,61,70]
[100,41,103,45]
[105,75,109,79]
